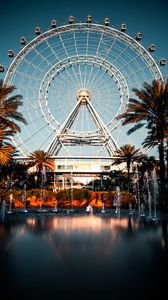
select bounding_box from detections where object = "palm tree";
[137,154,159,175]
[112,144,144,191]
[0,80,27,166]
[0,127,15,165]
[28,150,54,187]
[0,80,27,133]
[116,79,168,191]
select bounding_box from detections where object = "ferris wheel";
[1,16,166,159]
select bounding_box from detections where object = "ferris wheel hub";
[77,89,91,103]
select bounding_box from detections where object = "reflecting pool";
[0,214,167,299]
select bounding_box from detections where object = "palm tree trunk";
[38,166,42,188]
[158,141,165,193]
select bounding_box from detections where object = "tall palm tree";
[0,80,27,133]
[116,79,168,191]
[112,144,143,191]
[28,150,54,187]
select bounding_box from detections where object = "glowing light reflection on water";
[0,215,167,299]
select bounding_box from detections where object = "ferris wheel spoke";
[124,63,156,88]
[87,64,105,88]
[53,59,82,89]
[56,28,80,89]
[72,30,83,87]
[83,29,90,88]
[20,121,51,145]
[25,114,44,125]
[11,68,41,84]
[102,36,117,60]
[53,67,80,98]
[21,103,42,113]
[57,29,70,57]
[88,70,109,93]
[45,39,60,62]
[95,28,105,56]
[66,66,81,87]
[118,52,144,74]
[22,56,44,74]
[118,56,147,84]
[85,65,95,88]
[54,66,80,96]
[34,130,54,151]
[111,44,130,65]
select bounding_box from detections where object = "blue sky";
[0,0,168,159]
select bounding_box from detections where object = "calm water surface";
[0,214,167,299]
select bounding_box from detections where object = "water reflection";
[0,215,168,299]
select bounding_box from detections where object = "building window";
[66,165,73,170]
[101,165,111,170]
[57,165,65,170]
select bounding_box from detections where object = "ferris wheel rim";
[4,22,163,85]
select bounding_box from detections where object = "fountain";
[114,186,121,217]
[143,171,152,218]
[23,184,28,213]
[53,199,58,212]
[1,199,6,222]
[151,168,158,220]
[129,203,133,215]
[101,203,105,213]
[135,165,141,216]
[38,187,46,212]
[39,203,42,212]
[132,165,141,216]
[86,204,93,214]
[70,174,74,212]
[140,203,145,217]
[8,193,13,214]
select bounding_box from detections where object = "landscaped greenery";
[0,188,134,209]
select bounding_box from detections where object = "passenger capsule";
[0,65,4,72]
[68,15,74,24]
[148,44,156,52]
[8,50,14,57]
[136,32,142,41]
[20,36,27,45]
[160,58,166,66]
[35,26,41,35]
[104,17,110,26]
[51,19,57,28]
[87,15,92,23]
[121,24,127,31]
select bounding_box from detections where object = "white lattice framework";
[3,22,163,160]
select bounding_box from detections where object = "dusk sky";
[0,0,168,77]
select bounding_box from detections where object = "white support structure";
[47,89,119,157]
